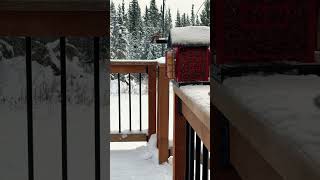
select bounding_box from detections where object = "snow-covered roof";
[170,26,210,47]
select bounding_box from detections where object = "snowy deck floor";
[111,141,172,180]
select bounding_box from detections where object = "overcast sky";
[112,0,206,20]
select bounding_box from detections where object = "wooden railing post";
[157,63,169,164]
[148,64,157,139]
[173,95,187,180]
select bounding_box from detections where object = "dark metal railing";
[60,37,68,180]
[186,122,209,180]
[24,37,103,180]
[113,72,145,133]
[139,73,142,132]
[26,37,34,180]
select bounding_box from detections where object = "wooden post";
[148,65,157,139]
[173,95,186,180]
[157,64,169,164]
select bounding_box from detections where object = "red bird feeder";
[166,26,210,83]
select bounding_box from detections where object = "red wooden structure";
[214,0,318,64]
[174,47,210,82]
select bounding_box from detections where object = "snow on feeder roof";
[169,26,210,47]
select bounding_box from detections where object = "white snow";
[111,134,172,180]
[170,26,210,47]
[180,85,210,116]
[224,74,320,170]
[111,59,158,63]
[156,57,166,64]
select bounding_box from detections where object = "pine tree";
[191,4,195,26]
[200,0,210,26]
[164,8,173,37]
[110,4,128,60]
[128,0,143,59]
[122,0,128,27]
[186,14,191,26]
[128,0,142,35]
[181,13,188,27]
[110,2,117,59]
[175,10,182,27]
[141,6,151,59]
[196,15,201,26]
[149,0,160,29]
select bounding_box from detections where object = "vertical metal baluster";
[195,135,201,180]
[118,73,121,133]
[94,37,101,180]
[185,123,190,180]
[128,73,132,131]
[188,125,195,179]
[60,37,68,180]
[139,73,142,132]
[26,37,34,180]
[202,144,209,180]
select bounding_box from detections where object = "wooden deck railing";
[172,83,210,180]
[111,60,171,165]
[110,60,157,141]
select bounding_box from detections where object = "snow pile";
[111,135,172,180]
[141,134,159,163]
[170,26,210,47]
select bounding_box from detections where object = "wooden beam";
[148,65,157,139]
[157,64,169,164]
[111,133,147,142]
[173,95,187,180]
[0,11,108,36]
[0,1,107,11]
[111,65,147,73]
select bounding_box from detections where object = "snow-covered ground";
[111,135,172,180]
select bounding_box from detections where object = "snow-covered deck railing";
[212,75,320,180]
[172,83,210,180]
